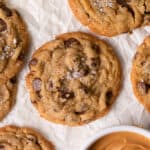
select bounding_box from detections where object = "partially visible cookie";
[0,2,28,83]
[26,32,121,126]
[68,0,150,36]
[0,125,54,149]
[0,77,17,120]
[131,36,150,112]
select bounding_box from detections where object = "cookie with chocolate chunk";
[26,32,121,126]
[0,78,17,120]
[0,2,28,83]
[0,125,54,149]
[131,36,150,112]
[68,0,150,36]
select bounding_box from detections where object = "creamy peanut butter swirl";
[89,132,150,150]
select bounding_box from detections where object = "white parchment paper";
[1,0,150,150]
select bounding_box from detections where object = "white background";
[2,0,150,150]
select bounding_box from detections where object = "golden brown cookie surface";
[26,32,121,126]
[0,2,28,83]
[0,78,17,120]
[131,36,150,112]
[0,125,54,150]
[69,0,150,36]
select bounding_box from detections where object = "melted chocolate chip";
[138,81,150,94]
[0,3,12,17]
[145,11,150,15]
[106,91,113,106]
[10,77,17,84]
[31,100,37,104]
[60,91,74,99]
[0,19,7,32]
[0,145,4,149]
[79,65,89,76]
[29,58,38,66]
[141,61,146,66]
[116,0,127,6]
[64,38,81,48]
[32,78,42,92]
[91,44,100,53]
[80,84,90,94]
[90,58,100,69]
[18,52,25,60]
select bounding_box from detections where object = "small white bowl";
[82,126,150,150]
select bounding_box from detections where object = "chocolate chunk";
[90,57,100,69]
[91,44,100,53]
[0,145,4,149]
[60,91,74,99]
[32,78,42,92]
[116,0,127,6]
[145,11,150,15]
[79,65,89,76]
[10,77,17,84]
[64,38,81,48]
[106,91,113,106]
[138,81,150,94]
[0,3,12,17]
[29,58,38,66]
[18,52,25,60]
[141,61,146,66]
[0,19,7,32]
[80,84,90,94]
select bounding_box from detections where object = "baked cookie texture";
[131,36,150,112]
[68,0,150,37]
[26,32,122,126]
[0,125,54,150]
[0,78,17,120]
[0,2,28,83]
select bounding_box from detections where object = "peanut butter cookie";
[131,36,150,112]
[26,32,121,126]
[69,0,150,36]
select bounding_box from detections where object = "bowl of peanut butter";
[83,126,150,150]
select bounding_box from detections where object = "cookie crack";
[144,1,150,14]
[116,0,135,18]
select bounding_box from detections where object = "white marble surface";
[1,0,150,150]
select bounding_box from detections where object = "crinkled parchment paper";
[1,0,150,150]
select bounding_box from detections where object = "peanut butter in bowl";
[88,131,150,150]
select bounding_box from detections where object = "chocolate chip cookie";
[0,2,28,83]
[0,125,54,149]
[131,36,150,112]
[0,78,17,120]
[26,32,121,126]
[69,0,150,36]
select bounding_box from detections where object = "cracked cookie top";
[0,2,28,83]
[131,36,150,112]
[0,126,54,150]
[69,0,150,36]
[26,32,121,126]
